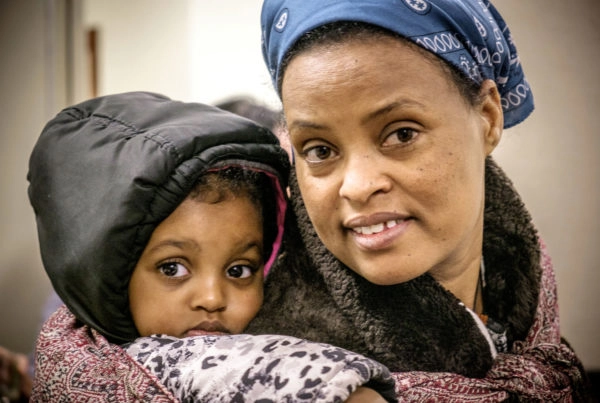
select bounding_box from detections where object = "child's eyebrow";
[147,239,195,254]
[147,239,263,255]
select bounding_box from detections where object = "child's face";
[128,195,264,338]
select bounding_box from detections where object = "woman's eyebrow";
[287,118,327,132]
[361,99,425,125]
[287,99,426,132]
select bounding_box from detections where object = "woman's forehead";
[281,38,453,105]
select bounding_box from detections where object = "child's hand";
[346,386,388,403]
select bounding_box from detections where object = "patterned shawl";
[389,243,590,401]
[31,306,177,402]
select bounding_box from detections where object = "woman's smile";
[348,217,411,251]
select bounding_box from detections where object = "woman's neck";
[431,255,482,312]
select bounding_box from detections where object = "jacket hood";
[27,91,290,343]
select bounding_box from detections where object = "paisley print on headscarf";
[261,0,533,128]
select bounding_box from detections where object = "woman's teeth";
[353,220,399,235]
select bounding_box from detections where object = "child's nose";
[190,278,226,313]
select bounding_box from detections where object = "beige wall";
[1,0,598,370]
[83,0,278,107]
[492,1,600,368]
[0,0,64,353]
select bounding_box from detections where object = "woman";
[247,0,591,400]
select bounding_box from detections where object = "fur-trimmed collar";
[248,157,541,377]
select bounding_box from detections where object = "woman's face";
[281,36,502,287]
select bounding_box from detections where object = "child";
[27,92,395,402]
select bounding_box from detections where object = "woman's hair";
[189,166,278,261]
[279,21,482,107]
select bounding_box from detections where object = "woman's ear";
[478,79,503,155]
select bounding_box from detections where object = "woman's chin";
[348,262,423,286]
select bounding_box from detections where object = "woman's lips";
[345,213,412,251]
[352,219,401,235]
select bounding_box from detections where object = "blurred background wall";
[0,0,598,372]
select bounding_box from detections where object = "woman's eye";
[383,127,419,146]
[302,145,336,163]
[226,265,255,279]
[158,262,189,278]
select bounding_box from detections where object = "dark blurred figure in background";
[0,346,30,403]
[216,96,292,160]
[0,291,61,402]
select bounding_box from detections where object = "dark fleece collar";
[248,157,541,378]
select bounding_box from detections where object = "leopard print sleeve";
[124,333,396,402]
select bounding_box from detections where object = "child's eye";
[226,265,255,279]
[382,127,419,146]
[158,262,189,278]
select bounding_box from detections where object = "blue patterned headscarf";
[261,0,534,128]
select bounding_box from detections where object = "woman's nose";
[190,277,226,313]
[338,153,391,203]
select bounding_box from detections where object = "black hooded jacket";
[27,91,290,343]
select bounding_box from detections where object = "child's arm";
[124,333,397,402]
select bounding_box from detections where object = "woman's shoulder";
[32,305,176,402]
